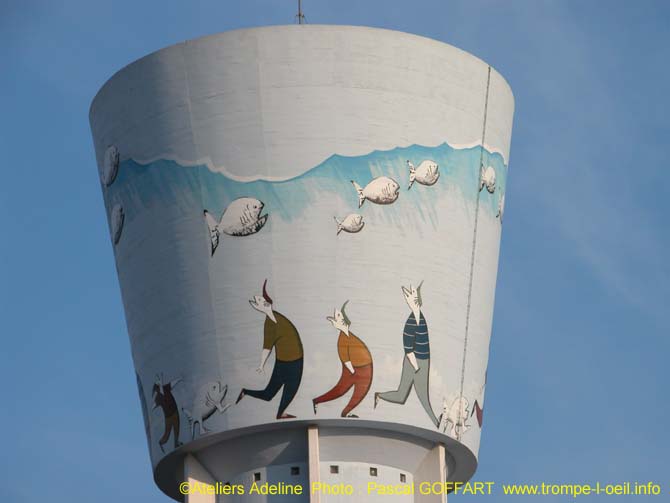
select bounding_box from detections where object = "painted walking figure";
[152,373,183,453]
[374,281,442,428]
[237,280,304,419]
[313,301,373,418]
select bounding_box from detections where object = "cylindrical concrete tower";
[90,25,513,502]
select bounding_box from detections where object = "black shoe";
[236,389,245,404]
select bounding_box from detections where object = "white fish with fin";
[407,160,439,189]
[111,204,124,245]
[100,145,120,186]
[351,176,400,207]
[441,396,471,438]
[334,214,364,235]
[204,197,268,256]
[182,381,231,439]
[479,165,496,194]
[497,193,505,222]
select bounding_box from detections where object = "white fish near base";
[497,193,505,222]
[100,145,120,186]
[442,397,471,438]
[182,381,231,440]
[111,204,124,245]
[351,177,400,207]
[334,214,365,235]
[407,160,439,189]
[479,165,496,194]
[204,197,268,256]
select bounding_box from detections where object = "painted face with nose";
[153,375,163,394]
[327,309,348,333]
[401,281,423,318]
[402,287,419,309]
[327,301,351,334]
[249,295,272,316]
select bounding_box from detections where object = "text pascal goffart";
[180,480,664,498]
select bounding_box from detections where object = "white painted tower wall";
[89,25,514,502]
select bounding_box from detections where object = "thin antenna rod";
[296,0,305,24]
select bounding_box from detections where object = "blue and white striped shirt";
[403,312,430,360]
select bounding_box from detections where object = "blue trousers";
[244,358,303,418]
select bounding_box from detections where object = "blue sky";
[2,1,669,501]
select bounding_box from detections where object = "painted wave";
[103,142,508,232]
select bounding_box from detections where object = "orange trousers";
[314,363,373,416]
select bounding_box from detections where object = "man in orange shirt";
[313,301,373,418]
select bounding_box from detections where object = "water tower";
[89,25,513,502]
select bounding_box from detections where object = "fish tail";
[408,164,416,190]
[204,210,221,256]
[211,230,220,256]
[351,180,365,208]
[334,217,343,235]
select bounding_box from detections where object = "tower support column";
[415,443,448,502]
[307,425,321,503]
[184,454,217,503]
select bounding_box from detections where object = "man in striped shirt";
[375,281,442,428]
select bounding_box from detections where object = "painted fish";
[442,396,471,438]
[479,165,496,194]
[497,193,505,222]
[204,197,268,256]
[351,177,400,207]
[182,381,231,440]
[334,214,365,235]
[407,160,439,189]
[100,145,120,186]
[111,204,124,245]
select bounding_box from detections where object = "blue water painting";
[103,143,507,232]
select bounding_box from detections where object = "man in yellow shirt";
[312,301,373,418]
[236,280,304,419]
